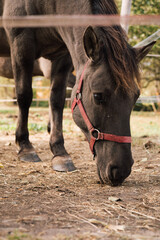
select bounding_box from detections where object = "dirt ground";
[0,109,160,240]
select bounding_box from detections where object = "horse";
[0,0,155,186]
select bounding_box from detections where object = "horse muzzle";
[97,156,134,186]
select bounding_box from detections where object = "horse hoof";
[18,151,42,162]
[52,155,76,172]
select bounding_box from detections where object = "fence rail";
[136,96,160,104]
[1,15,160,28]
[0,96,160,104]
[0,84,50,90]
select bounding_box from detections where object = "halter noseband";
[71,60,131,156]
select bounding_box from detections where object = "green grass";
[0,121,46,132]
[130,111,160,137]
[0,121,16,131]
[0,109,16,114]
[28,123,47,132]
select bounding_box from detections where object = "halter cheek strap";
[71,60,132,155]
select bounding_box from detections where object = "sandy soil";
[0,111,160,240]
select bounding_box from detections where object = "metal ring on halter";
[91,129,100,140]
[76,92,82,100]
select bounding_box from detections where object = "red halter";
[71,60,132,155]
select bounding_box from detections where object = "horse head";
[72,26,155,186]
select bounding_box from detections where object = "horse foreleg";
[9,33,41,162]
[49,55,76,172]
[15,71,41,162]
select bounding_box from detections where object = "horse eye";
[93,93,103,105]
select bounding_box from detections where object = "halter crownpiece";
[71,60,132,155]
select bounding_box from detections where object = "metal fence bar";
[136,96,160,103]
[0,84,73,90]
[0,99,17,103]
[0,96,160,104]
[1,15,160,28]
[0,99,47,103]
[0,98,71,103]
[134,29,160,48]
[0,84,50,89]
[146,54,160,58]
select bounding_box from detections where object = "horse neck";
[56,1,92,71]
[58,27,88,74]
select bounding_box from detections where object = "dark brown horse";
[0,0,155,186]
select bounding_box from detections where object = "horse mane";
[90,0,140,92]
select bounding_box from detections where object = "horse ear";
[83,26,100,62]
[135,41,156,63]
